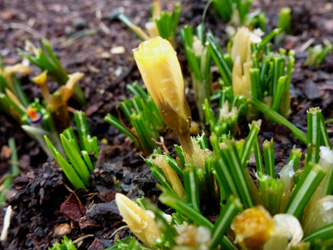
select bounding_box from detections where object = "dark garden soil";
[0,0,332,249]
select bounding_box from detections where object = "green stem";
[207,33,232,86]
[263,139,275,178]
[272,76,287,112]
[250,68,262,101]
[319,112,331,147]
[288,147,302,171]
[307,108,321,164]
[8,137,19,176]
[184,168,200,212]
[241,120,261,168]
[258,173,284,215]
[284,163,326,218]
[254,138,264,173]
[248,98,307,143]
[303,223,333,242]
[224,141,255,208]
[210,196,242,249]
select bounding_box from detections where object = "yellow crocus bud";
[5,88,26,112]
[115,193,161,247]
[133,37,194,156]
[231,27,260,100]
[32,70,48,85]
[192,37,204,57]
[152,0,161,20]
[231,27,262,67]
[219,101,238,122]
[3,64,31,77]
[0,64,32,90]
[175,225,211,249]
[232,57,252,98]
[231,206,274,249]
[145,22,159,38]
[33,70,51,103]
[65,72,84,90]
[47,72,84,133]
[152,155,186,200]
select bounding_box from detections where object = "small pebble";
[53,223,71,238]
[111,46,125,54]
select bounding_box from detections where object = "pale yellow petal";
[115,193,161,247]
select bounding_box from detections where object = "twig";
[151,136,170,154]
[0,206,13,241]
[99,21,111,35]
[8,23,44,39]
[299,38,315,52]
[72,234,94,244]
[63,184,84,215]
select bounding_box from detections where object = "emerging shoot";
[19,39,86,104]
[115,193,162,248]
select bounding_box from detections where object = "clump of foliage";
[305,43,332,67]
[208,27,295,127]
[106,236,150,250]
[45,111,99,190]
[277,7,292,35]
[0,59,83,156]
[112,106,333,250]
[18,39,86,105]
[274,7,292,45]
[105,82,165,154]
[48,236,77,250]
[181,24,212,125]
[117,0,180,47]
[105,34,333,249]
[204,84,247,137]
[212,0,266,30]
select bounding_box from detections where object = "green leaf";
[45,136,86,190]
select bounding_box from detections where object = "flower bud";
[33,70,51,103]
[231,27,262,66]
[133,37,191,135]
[134,37,194,156]
[264,214,303,250]
[232,206,274,248]
[115,193,161,247]
[152,155,186,200]
[232,57,252,98]
[0,64,31,90]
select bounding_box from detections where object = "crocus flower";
[116,193,161,247]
